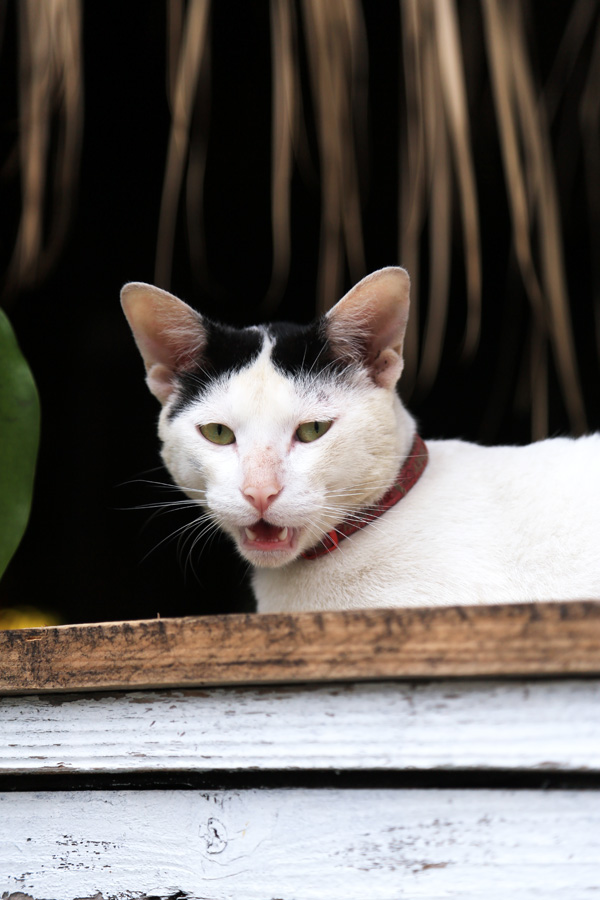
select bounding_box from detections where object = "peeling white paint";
[2,788,600,898]
[2,677,600,897]
[1,679,599,774]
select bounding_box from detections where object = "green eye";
[199,423,236,445]
[296,420,332,443]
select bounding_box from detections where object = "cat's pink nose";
[242,483,282,516]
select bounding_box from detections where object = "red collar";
[301,433,428,560]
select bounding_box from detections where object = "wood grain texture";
[2,788,600,898]
[2,679,600,774]
[2,601,600,694]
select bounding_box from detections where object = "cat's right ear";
[120,282,206,404]
[325,267,410,390]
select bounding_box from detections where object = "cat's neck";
[392,397,418,470]
[301,430,428,560]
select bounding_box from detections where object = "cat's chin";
[237,520,301,568]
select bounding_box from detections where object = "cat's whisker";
[318,499,390,518]
[167,484,208,498]
[323,514,390,541]
[123,476,209,503]
[176,363,215,391]
[325,485,393,501]
[122,498,203,512]
[304,341,330,379]
[303,504,394,546]
[123,500,203,532]
[302,501,394,550]
[189,518,222,547]
[191,521,224,560]
[117,466,173,489]
[179,517,223,577]
[171,521,206,581]
[140,510,214,564]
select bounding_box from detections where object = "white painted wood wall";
[2,677,600,898]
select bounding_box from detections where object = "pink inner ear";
[121,282,206,402]
[325,267,410,388]
[146,363,176,405]
[372,347,404,390]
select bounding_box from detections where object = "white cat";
[121,267,600,612]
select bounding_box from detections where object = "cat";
[121,267,600,612]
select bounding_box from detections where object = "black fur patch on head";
[169,319,263,416]
[268,320,337,378]
[168,315,356,417]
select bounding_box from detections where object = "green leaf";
[0,309,40,579]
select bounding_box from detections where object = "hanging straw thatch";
[482,0,586,437]
[4,0,83,301]
[4,0,599,438]
[398,0,481,396]
[155,0,210,290]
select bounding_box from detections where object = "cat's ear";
[325,267,410,389]
[120,282,206,404]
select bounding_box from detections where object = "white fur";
[121,269,600,612]
[158,347,600,612]
[255,430,600,611]
[159,335,411,567]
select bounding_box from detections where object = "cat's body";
[121,268,600,612]
[255,431,600,611]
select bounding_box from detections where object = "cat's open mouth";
[241,519,296,553]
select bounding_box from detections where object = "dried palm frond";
[418,3,452,398]
[262,0,300,313]
[399,0,481,397]
[398,0,425,391]
[4,0,83,302]
[482,0,587,437]
[5,0,599,439]
[433,0,481,363]
[155,0,210,290]
[542,0,597,124]
[579,14,600,360]
[301,0,367,313]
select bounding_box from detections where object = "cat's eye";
[296,420,332,443]
[199,423,236,445]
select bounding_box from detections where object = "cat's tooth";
[278,526,289,542]
[245,527,257,541]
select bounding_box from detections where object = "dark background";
[1,1,598,624]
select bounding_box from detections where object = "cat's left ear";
[120,282,206,404]
[325,267,410,389]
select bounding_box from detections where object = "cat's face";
[121,268,411,567]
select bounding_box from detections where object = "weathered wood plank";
[2,788,599,898]
[2,679,600,774]
[2,602,600,694]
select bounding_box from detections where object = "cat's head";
[121,268,414,567]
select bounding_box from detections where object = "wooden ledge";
[1,601,600,695]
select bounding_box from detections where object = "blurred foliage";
[0,308,40,580]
